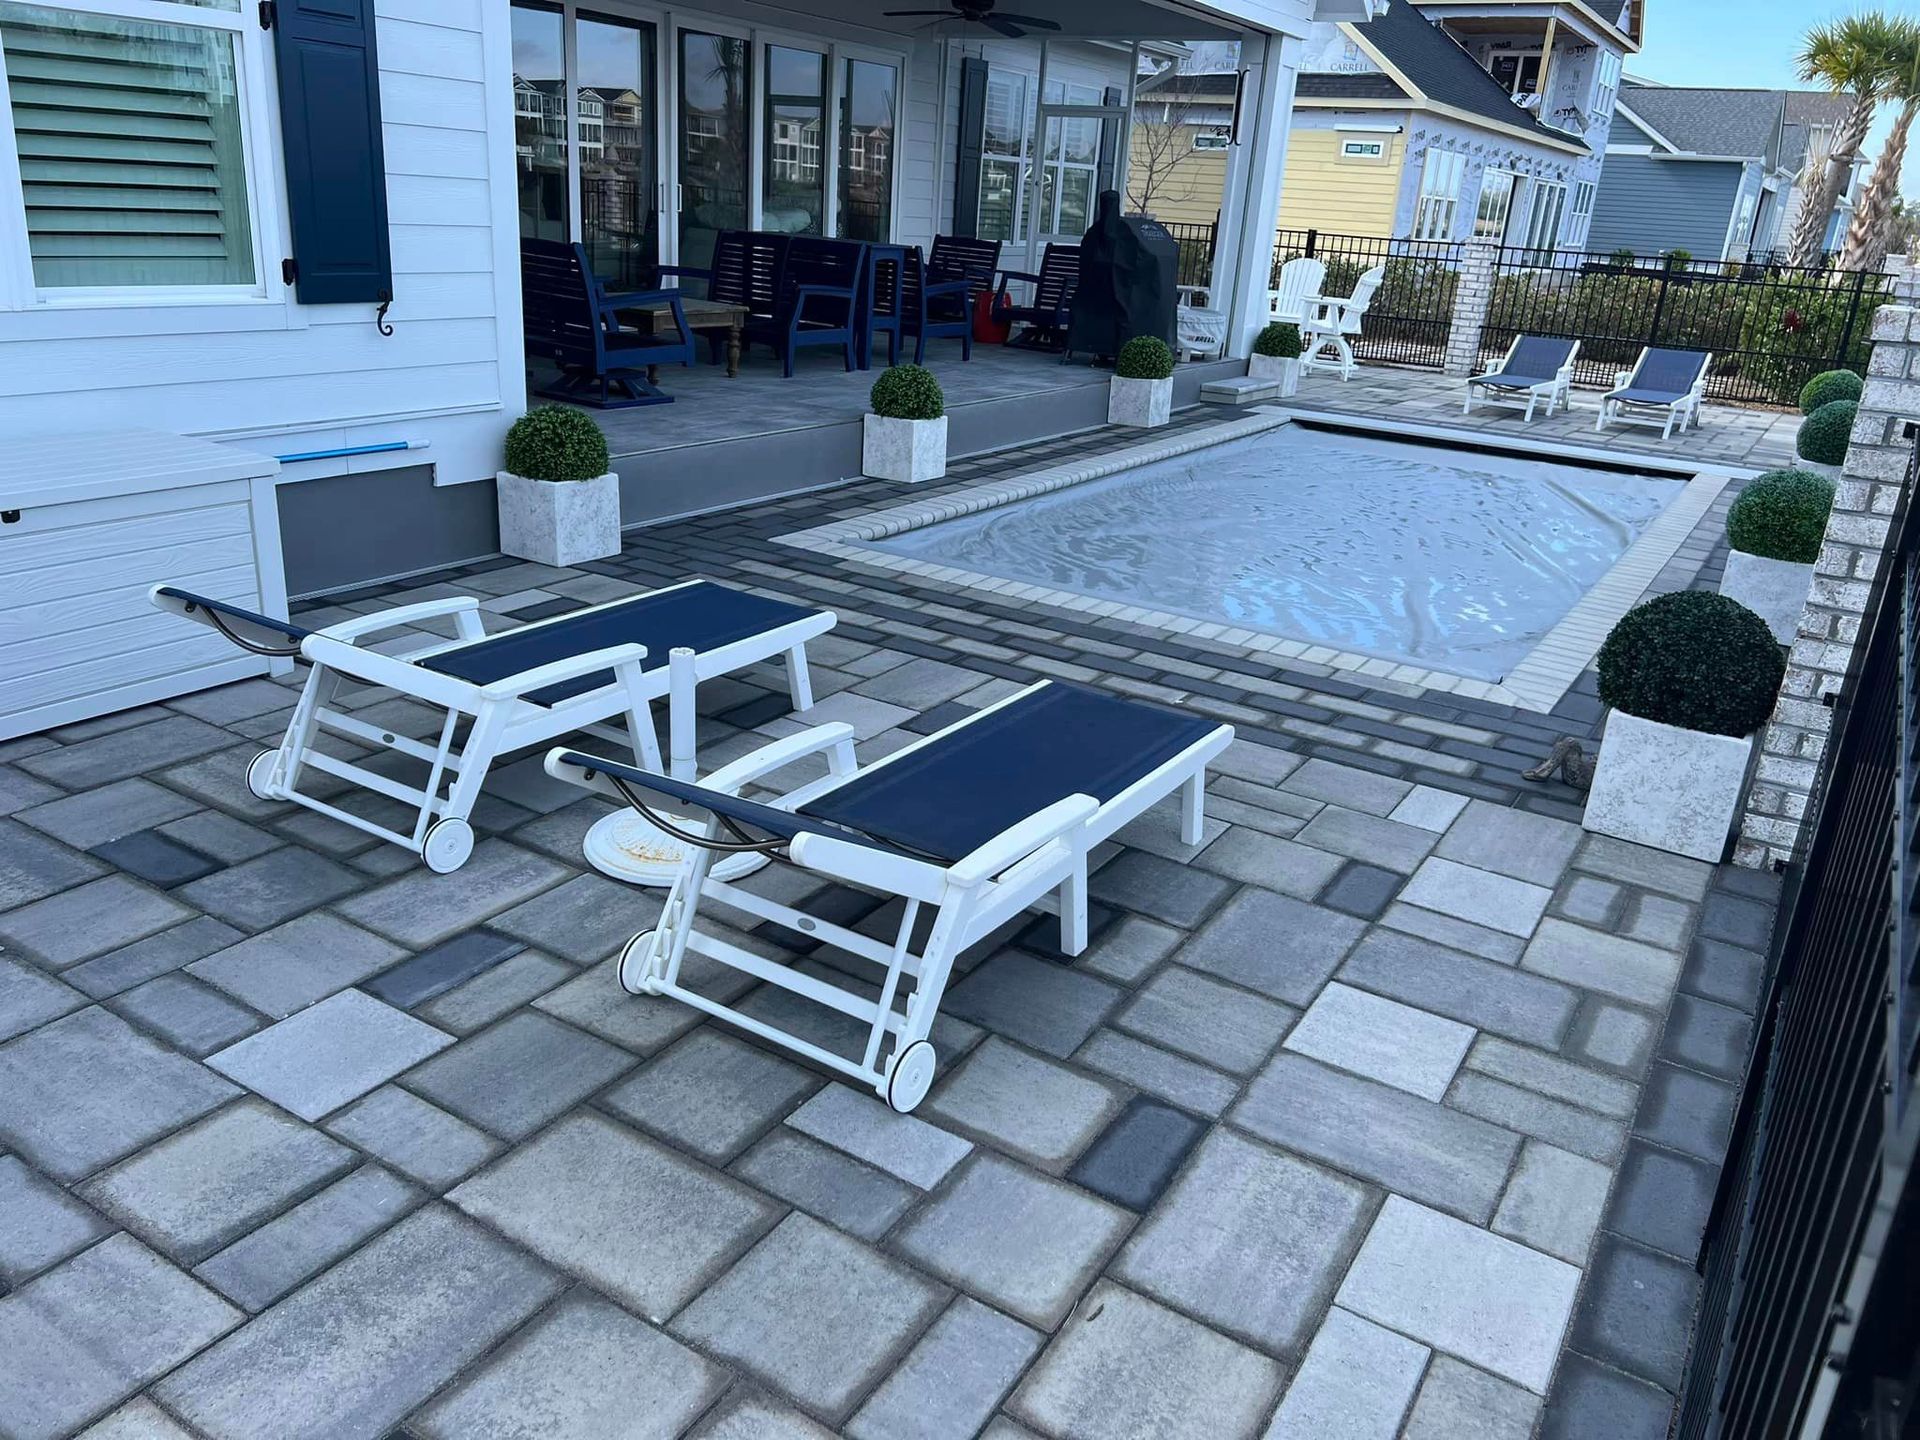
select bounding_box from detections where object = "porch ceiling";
[751,0,1241,43]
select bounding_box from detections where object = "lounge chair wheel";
[618,930,660,994]
[245,749,280,802]
[421,817,475,874]
[885,1040,937,1114]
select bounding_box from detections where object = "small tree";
[1785,11,1908,268]
[1127,65,1219,218]
[1839,19,1920,272]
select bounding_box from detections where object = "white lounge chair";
[544,680,1233,1112]
[1267,257,1327,327]
[1596,347,1712,439]
[152,579,834,872]
[1300,263,1384,381]
[1465,336,1582,421]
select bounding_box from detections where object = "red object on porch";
[973,290,1012,344]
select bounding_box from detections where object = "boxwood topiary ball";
[1725,468,1834,563]
[1597,591,1785,737]
[1797,368,1862,415]
[503,405,610,483]
[1253,322,1302,358]
[1115,335,1175,380]
[869,363,945,420]
[1796,400,1856,466]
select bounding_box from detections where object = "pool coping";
[775,412,1734,714]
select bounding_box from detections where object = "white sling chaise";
[544,680,1233,1112]
[1464,335,1582,421]
[152,579,834,872]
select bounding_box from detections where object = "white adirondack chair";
[1267,258,1327,327]
[1301,263,1385,381]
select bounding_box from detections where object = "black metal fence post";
[1836,267,1869,368]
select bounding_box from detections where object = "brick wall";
[1443,242,1496,378]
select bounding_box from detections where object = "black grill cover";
[1067,189,1178,358]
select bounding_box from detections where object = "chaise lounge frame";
[1596,347,1713,440]
[1464,335,1583,422]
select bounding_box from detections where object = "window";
[1341,139,1384,159]
[1572,180,1594,218]
[1474,168,1518,241]
[1193,128,1231,152]
[0,0,259,292]
[838,58,895,242]
[1411,148,1465,241]
[976,66,1027,242]
[1594,51,1621,120]
[1522,180,1567,252]
[1490,51,1544,99]
[762,45,825,235]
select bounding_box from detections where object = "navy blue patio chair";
[521,240,695,408]
[1464,336,1582,422]
[658,229,787,365]
[742,236,867,377]
[993,243,1081,349]
[897,246,978,364]
[1597,347,1712,439]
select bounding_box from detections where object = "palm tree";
[1838,20,1920,271]
[1785,11,1907,268]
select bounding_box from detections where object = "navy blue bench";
[521,239,696,407]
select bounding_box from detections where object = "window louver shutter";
[0,9,255,287]
[271,0,392,304]
[952,56,988,238]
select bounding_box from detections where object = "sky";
[1629,0,1917,201]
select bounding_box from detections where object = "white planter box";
[496,469,622,567]
[1248,353,1300,396]
[1108,375,1173,428]
[863,414,947,483]
[1719,549,1814,645]
[1582,710,1754,863]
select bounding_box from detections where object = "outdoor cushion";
[798,683,1218,863]
[421,582,820,706]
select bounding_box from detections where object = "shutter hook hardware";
[375,291,394,338]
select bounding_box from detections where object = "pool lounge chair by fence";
[152,580,834,873]
[1596,347,1712,439]
[546,680,1233,1112]
[1464,336,1582,422]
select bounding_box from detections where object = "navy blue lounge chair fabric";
[156,585,314,654]
[1480,336,1575,388]
[421,582,821,706]
[1617,348,1706,402]
[799,683,1217,863]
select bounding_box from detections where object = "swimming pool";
[866,426,1686,682]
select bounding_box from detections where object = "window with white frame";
[1572,180,1594,219]
[1412,148,1466,241]
[977,66,1028,242]
[1473,168,1518,241]
[0,0,261,293]
[1522,179,1567,252]
[1193,127,1230,151]
[1594,51,1621,121]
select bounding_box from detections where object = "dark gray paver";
[419,949,575,1034]
[1539,1353,1676,1440]
[1283,757,1411,815]
[450,1111,779,1318]
[106,974,264,1056]
[1608,1140,1718,1260]
[1175,889,1365,1004]
[0,818,107,910]
[1075,1028,1240,1118]
[491,870,665,962]
[154,1205,561,1440]
[603,1028,820,1162]
[1113,964,1294,1075]
[731,1128,918,1241]
[0,1233,241,1440]
[208,990,453,1122]
[334,839,571,948]
[1449,1072,1627,1163]
[846,1295,1043,1440]
[0,875,194,968]
[531,953,710,1052]
[358,928,524,1009]
[188,912,407,1019]
[1318,861,1404,919]
[194,1165,421,1311]
[1660,993,1753,1079]
[1340,928,1579,1049]
[91,831,222,888]
[921,1036,1123,1168]
[1191,827,1344,896]
[1114,1128,1372,1357]
[0,1154,112,1285]
[673,1212,947,1424]
[1088,850,1235,928]
[324,1086,503,1190]
[415,1291,728,1439]
[944,950,1122,1058]
[404,1010,633,1139]
[62,917,245,1001]
[1066,1097,1207,1211]
[0,1007,238,1182]
[1633,1062,1736,1164]
[1566,1235,1701,1391]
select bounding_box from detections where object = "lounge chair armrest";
[1613,370,1633,388]
[703,723,859,795]
[317,597,483,644]
[948,793,1100,888]
[477,642,648,702]
[598,285,681,310]
[923,278,973,302]
[792,283,856,315]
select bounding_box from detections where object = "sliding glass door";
[577,11,658,287]
[763,44,826,236]
[838,58,896,242]
[511,3,568,244]
[678,28,750,275]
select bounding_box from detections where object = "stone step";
[1199,375,1280,405]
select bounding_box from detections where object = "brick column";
[1443,241,1497,377]
[1736,289,1920,869]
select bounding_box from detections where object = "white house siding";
[0,0,523,492]
[1389,115,1583,243]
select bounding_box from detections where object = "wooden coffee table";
[617,296,751,379]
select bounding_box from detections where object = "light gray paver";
[730,1129,917,1241]
[693,1391,837,1440]
[1115,1128,1372,1356]
[1075,1028,1241,1118]
[0,818,108,911]
[1282,758,1412,816]
[1555,875,1623,926]
[194,1164,420,1310]
[1399,858,1550,939]
[1114,965,1295,1076]
[1339,929,1578,1049]
[450,1111,778,1319]
[187,912,405,1018]
[1262,1307,1429,1440]
[923,1036,1123,1168]
[672,1211,947,1424]
[491,871,665,963]
[1295,807,1437,873]
[1176,889,1365,1004]
[81,1098,355,1263]
[0,1154,112,1284]
[76,1398,199,1440]
[1493,1141,1613,1264]
[1573,833,1712,901]
[1076,914,1183,984]
[18,715,234,791]
[603,1028,819,1162]
[154,1205,561,1440]
[1522,918,1685,1007]
[325,1085,502,1189]
[175,847,364,932]
[786,1084,973,1188]
[1193,827,1345,895]
[416,1292,728,1440]
[1388,785,1469,833]
[1009,1281,1285,1440]
[1378,902,1527,964]
[894,1152,1131,1328]
[0,956,84,1042]
[1467,1035,1639,1118]
[1233,1054,1520,1224]
[1435,800,1582,887]
[1337,1196,1581,1394]
[334,839,571,948]
[403,1010,632,1139]
[1449,1072,1628,1163]
[17,778,198,849]
[1401,1356,1540,1440]
[208,990,452,1122]
[0,1234,240,1440]
[1282,982,1473,1101]
[0,875,194,968]
[1573,1002,1659,1073]
[846,1296,1043,1440]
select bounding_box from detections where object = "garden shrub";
[1597,591,1785,737]
[1253,322,1302,358]
[1725,469,1834,563]
[1115,335,1175,381]
[1737,288,1882,406]
[869,363,944,420]
[1798,368,1863,413]
[503,405,610,482]
[1797,399,1857,465]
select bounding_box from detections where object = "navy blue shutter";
[271,0,393,304]
[952,57,989,237]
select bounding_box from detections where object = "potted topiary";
[1798,368,1862,414]
[1717,468,1834,643]
[497,406,620,566]
[1248,322,1303,396]
[1109,336,1176,427]
[1796,398,1856,476]
[1582,591,1786,861]
[863,363,946,483]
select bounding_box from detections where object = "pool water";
[872,427,1684,681]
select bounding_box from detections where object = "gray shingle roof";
[1615,85,1784,161]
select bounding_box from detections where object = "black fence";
[1481,244,1889,407]
[1675,429,1920,1439]
[1159,220,1219,290]
[1273,228,1465,368]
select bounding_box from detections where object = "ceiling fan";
[883,0,1061,40]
